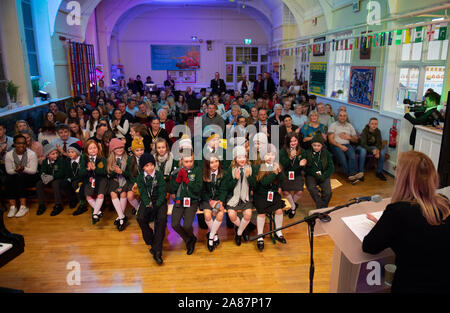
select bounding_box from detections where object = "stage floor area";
[0,171,394,293]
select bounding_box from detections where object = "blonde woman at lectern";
[363,151,450,293]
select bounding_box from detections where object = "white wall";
[115,7,269,87]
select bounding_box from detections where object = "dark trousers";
[60,179,84,203]
[171,202,197,245]
[305,175,332,209]
[137,201,168,253]
[5,173,39,200]
[36,179,64,206]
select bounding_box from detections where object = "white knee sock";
[205,218,214,231]
[87,199,96,210]
[256,215,265,240]
[285,194,295,211]
[94,197,104,215]
[120,197,128,213]
[112,198,125,219]
[210,219,222,239]
[237,217,250,236]
[129,198,140,209]
[293,193,302,204]
[275,213,283,237]
[232,217,241,227]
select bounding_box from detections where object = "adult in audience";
[277,79,289,96]
[85,108,101,138]
[255,108,272,140]
[202,103,225,136]
[148,117,171,151]
[301,110,327,149]
[125,123,152,155]
[64,107,78,125]
[268,104,283,126]
[150,94,161,112]
[127,98,139,117]
[110,108,130,139]
[75,105,88,129]
[307,95,317,115]
[291,103,308,128]
[363,151,450,293]
[317,103,333,128]
[328,111,360,183]
[89,121,109,144]
[38,120,59,146]
[164,74,175,92]
[247,106,259,125]
[213,94,226,116]
[325,103,336,123]
[134,101,155,127]
[210,72,226,96]
[5,134,39,218]
[20,130,44,165]
[279,115,300,147]
[68,118,89,145]
[253,74,264,99]
[49,102,67,124]
[0,122,13,193]
[118,101,134,123]
[134,75,144,94]
[14,120,34,136]
[43,111,56,127]
[262,72,276,97]
[158,109,175,142]
[237,74,252,95]
[356,118,387,181]
[185,86,196,103]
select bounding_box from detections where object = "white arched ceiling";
[111,2,274,45]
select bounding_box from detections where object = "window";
[224,46,269,88]
[0,39,7,108]
[328,33,352,100]
[21,0,39,77]
[388,33,448,114]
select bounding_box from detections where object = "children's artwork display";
[348,66,376,108]
[151,45,200,70]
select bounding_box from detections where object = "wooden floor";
[0,171,395,293]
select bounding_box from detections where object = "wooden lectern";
[310,198,395,293]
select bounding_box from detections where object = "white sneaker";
[15,205,29,217]
[7,206,17,218]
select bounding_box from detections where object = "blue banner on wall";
[151,45,200,70]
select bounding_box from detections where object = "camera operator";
[403,91,444,146]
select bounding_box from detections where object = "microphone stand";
[250,198,368,293]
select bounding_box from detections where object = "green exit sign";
[244,38,252,45]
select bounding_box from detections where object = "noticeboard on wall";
[167,70,196,84]
[309,62,327,96]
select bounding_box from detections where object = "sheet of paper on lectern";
[341,211,383,242]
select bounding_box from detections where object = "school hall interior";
[0,0,449,293]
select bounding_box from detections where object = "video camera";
[403,98,426,113]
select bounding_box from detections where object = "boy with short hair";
[63,142,88,215]
[36,143,66,216]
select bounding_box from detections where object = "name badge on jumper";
[267,191,274,202]
[288,171,295,180]
[183,197,191,207]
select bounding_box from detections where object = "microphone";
[351,195,382,203]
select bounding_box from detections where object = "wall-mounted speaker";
[206,40,212,51]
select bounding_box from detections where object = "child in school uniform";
[153,138,176,196]
[107,138,133,231]
[79,139,108,224]
[254,143,286,251]
[224,145,256,246]
[305,134,334,209]
[170,149,203,255]
[279,132,307,219]
[62,142,88,216]
[36,143,66,216]
[127,137,145,216]
[200,154,228,252]
[136,153,167,265]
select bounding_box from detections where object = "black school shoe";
[37,204,46,216]
[206,232,214,252]
[69,199,78,209]
[274,233,287,244]
[153,252,163,265]
[213,234,220,247]
[73,203,88,216]
[187,236,197,255]
[376,172,387,181]
[234,226,242,246]
[50,204,63,216]
[257,240,264,251]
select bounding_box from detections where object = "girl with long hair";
[201,155,227,251]
[363,151,450,293]
[68,118,89,145]
[152,138,175,195]
[86,108,101,138]
[110,108,129,139]
[253,143,286,251]
[280,132,307,219]
[79,140,108,224]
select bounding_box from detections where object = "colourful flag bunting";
[414,26,423,43]
[438,23,448,40]
[395,29,403,45]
